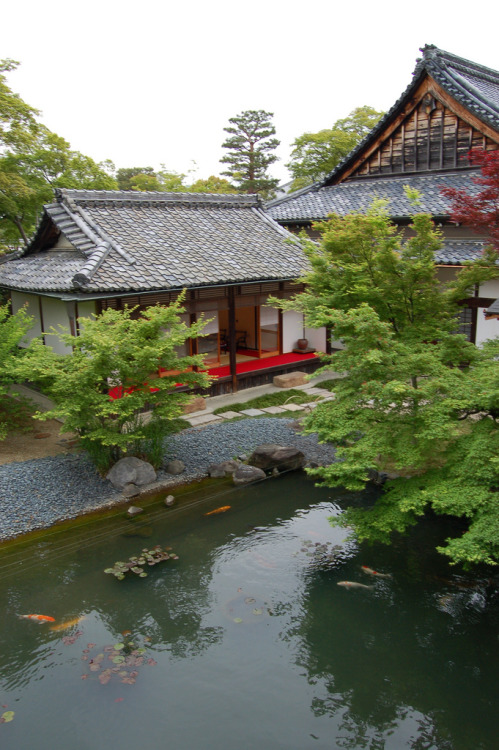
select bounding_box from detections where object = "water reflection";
[292,518,498,749]
[0,473,498,749]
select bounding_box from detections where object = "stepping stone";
[280,403,305,411]
[220,411,244,419]
[239,408,266,417]
[273,371,308,388]
[304,387,331,395]
[186,413,222,426]
[261,406,287,414]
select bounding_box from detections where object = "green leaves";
[104,545,179,580]
[286,106,384,188]
[16,299,210,471]
[288,203,499,566]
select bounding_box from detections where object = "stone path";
[184,382,336,427]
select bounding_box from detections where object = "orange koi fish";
[19,614,55,622]
[49,615,85,632]
[204,506,231,516]
[361,565,392,579]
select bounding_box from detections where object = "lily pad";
[1,711,14,723]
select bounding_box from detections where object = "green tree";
[0,61,117,249]
[116,167,157,190]
[116,166,187,192]
[15,300,210,472]
[220,110,280,197]
[0,303,34,439]
[286,106,384,190]
[282,200,499,566]
[188,175,237,194]
[0,59,39,152]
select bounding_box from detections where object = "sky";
[2,0,499,185]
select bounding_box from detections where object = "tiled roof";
[266,171,482,223]
[421,45,499,132]
[314,45,499,188]
[434,239,486,265]
[0,190,306,295]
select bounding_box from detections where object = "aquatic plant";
[104,545,179,580]
[79,634,157,685]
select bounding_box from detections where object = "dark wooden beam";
[228,287,237,392]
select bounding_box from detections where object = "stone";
[248,444,305,472]
[186,413,222,426]
[260,405,287,414]
[164,459,185,475]
[233,465,266,485]
[239,408,265,416]
[219,410,244,420]
[122,483,140,497]
[127,505,144,516]
[183,396,206,414]
[207,459,241,478]
[280,403,305,412]
[164,495,175,506]
[107,457,157,491]
[273,371,308,388]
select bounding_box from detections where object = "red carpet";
[207,351,317,378]
[109,351,318,397]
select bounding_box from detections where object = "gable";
[332,77,499,183]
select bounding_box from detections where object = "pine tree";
[220,110,279,197]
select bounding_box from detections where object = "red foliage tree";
[441,149,499,251]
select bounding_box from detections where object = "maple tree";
[441,148,499,251]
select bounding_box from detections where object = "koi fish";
[337,581,374,590]
[19,614,55,622]
[49,615,85,632]
[361,565,392,579]
[204,505,231,516]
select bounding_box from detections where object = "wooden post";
[228,287,238,393]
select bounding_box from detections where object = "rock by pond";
[107,457,157,491]
[248,444,305,472]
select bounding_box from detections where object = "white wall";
[281,310,328,352]
[11,292,42,346]
[41,297,72,354]
[304,325,327,352]
[282,310,303,352]
[77,300,97,324]
[477,279,499,345]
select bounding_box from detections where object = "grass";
[165,417,190,434]
[213,388,316,415]
[315,379,337,393]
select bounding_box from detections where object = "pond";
[0,472,497,750]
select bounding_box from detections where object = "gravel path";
[0,418,337,541]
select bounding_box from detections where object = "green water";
[0,473,497,750]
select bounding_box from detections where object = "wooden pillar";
[228,287,238,392]
[190,312,198,355]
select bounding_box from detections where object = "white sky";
[2,0,499,185]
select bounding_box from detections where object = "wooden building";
[267,45,499,344]
[0,190,325,394]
